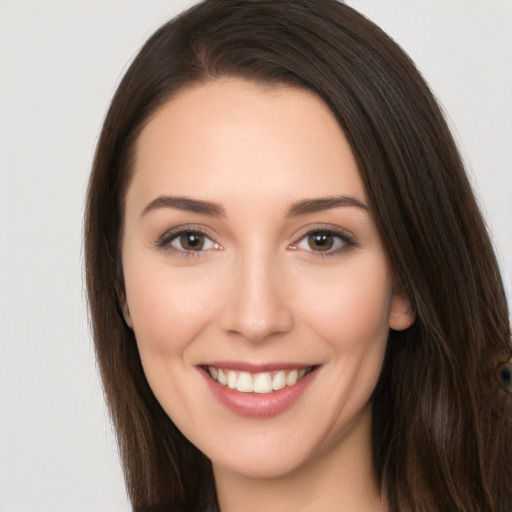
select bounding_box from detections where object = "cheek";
[302,260,392,349]
[124,261,222,359]
[298,260,392,438]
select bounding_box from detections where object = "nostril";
[219,292,294,343]
[217,256,295,343]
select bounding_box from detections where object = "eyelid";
[155,224,222,256]
[289,224,357,255]
[154,223,356,257]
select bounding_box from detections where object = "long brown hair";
[84,1,512,510]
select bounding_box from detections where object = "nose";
[219,252,294,343]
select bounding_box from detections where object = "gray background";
[1,1,510,511]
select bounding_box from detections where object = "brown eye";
[157,227,220,256]
[292,229,354,255]
[179,232,205,251]
[307,232,334,252]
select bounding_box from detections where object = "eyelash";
[155,226,356,258]
[290,227,357,257]
[155,226,221,259]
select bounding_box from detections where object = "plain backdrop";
[1,1,511,511]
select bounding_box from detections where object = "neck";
[213,405,388,512]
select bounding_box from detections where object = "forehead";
[128,79,365,211]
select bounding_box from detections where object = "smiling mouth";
[201,365,317,394]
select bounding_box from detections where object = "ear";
[121,301,133,329]
[388,284,415,331]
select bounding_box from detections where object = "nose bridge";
[220,244,293,343]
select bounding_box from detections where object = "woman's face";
[121,79,413,479]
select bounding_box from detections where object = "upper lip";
[198,361,319,373]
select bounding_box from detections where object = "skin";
[121,79,414,511]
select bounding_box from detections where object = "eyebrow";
[286,195,368,216]
[142,195,226,217]
[141,194,368,218]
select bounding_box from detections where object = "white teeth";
[272,370,287,391]
[217,369,227,386]
[227,370,237,389]
[236,372,254,393]
[207,366,312,394]
[286,369,298,386]
[253,373,273,394]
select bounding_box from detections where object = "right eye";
[156,228,221,256]
[170,231,216,251]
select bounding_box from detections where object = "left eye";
[169,231,216,251]
[295,230,349,253]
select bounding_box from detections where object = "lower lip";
[200,368,318,418]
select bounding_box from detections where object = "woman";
[84,1,512,510]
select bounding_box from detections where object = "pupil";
[308,232,333,251]
[181,232,204,250]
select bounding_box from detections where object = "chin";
[209,441,316,480]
